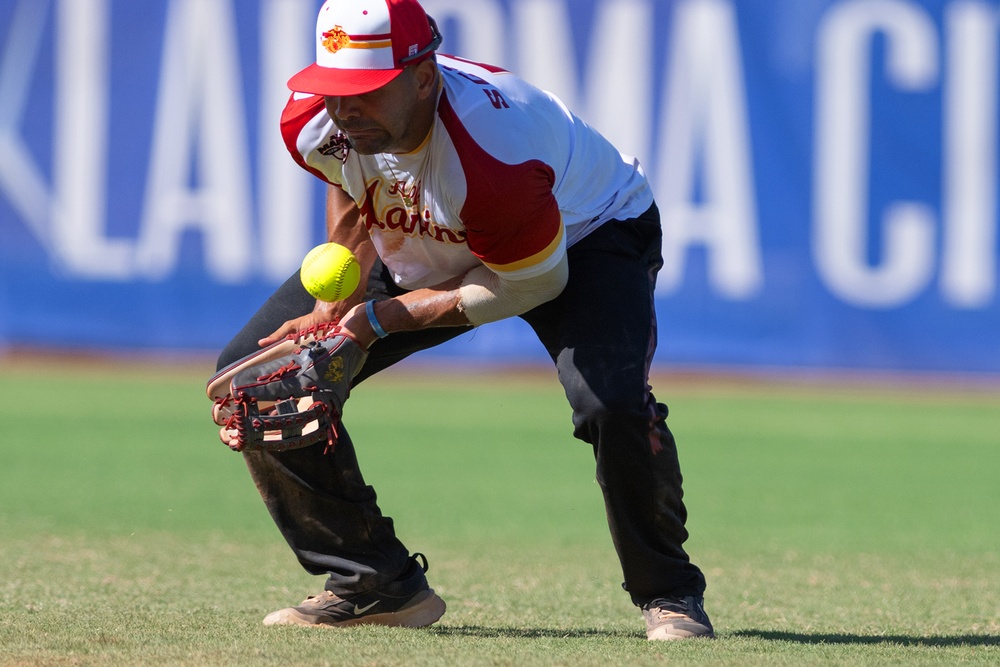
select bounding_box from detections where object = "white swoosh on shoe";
[353,600,380,615]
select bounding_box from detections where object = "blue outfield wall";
[1,0,999,373]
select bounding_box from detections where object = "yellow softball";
[300,243,361,302]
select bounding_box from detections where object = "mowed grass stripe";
[0,361,997,666]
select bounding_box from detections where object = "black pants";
[217,203,706,605]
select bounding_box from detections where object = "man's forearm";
[342,279,470,350]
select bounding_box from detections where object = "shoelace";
[301,590,339,607]
[647,598,692,619]
[412,552,430,573]
[299,554,431,608]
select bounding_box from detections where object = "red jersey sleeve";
[280,93,336,185]
[439,95,565,278]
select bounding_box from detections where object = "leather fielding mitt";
[206,323,368,453]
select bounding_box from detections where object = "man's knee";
[562,370,650,442]
[216,334,259,371]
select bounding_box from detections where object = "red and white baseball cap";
[288,0,441,97]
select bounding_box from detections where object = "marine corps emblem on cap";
[322,26,350,54]
[288,0,441,97]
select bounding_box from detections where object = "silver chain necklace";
[380,154,416,208]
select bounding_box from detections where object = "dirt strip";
[3,345,999,400]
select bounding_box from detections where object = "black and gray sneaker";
[642,595,715,640]
[263,554,446,628]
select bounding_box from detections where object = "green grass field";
[1,358,997,666]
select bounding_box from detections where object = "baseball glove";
[206,323,368,453]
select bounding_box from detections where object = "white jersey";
[282,54,653,290]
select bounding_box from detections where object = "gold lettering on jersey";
[322,26,350,54]
[382,207,466,244]
[358,182,467,245]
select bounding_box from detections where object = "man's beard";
[335,122,393,155]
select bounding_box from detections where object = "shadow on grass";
[735,630,1000,647]
[431,625,640,640]
[430,627,1000,646]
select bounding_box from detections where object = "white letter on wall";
[942,2,998,308]
[0,0,52,252]
[813,0,938,307]
[52,0,132,278]
[421,0,506,65]
[135,0,253,283]
[259,0,315,281]
[655,0,762,299]
[512,0,653,168]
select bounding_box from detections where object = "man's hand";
[258,299,357,348]
[259,185,380,348]
[260,299,382,350]
[334,301,382,351]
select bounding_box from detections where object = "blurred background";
[1,0,998,377]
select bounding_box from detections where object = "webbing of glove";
[224,393,340,453]
[230,330,367,408]
[208,324,364,428]
[222,330,367,454]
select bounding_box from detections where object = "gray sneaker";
[263,554,446,628]
[642,595,715,640]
